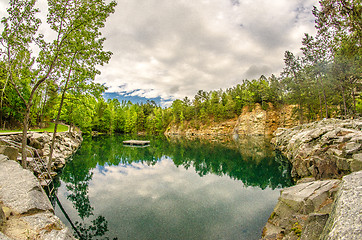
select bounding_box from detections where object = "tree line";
[0,1,361,166]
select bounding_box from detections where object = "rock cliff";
[233,103,297,136]
[261,179,340,240]
[320,171,362,239]
[165,103,298,138]
[271,118,362,180]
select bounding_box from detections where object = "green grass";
[0,122,69,133]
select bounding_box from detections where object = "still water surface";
[54,135,293,240]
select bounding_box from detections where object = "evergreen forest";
[1,0,361,136]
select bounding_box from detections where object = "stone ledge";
[0,155,76,240]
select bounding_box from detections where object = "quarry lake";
[54,135,293,240]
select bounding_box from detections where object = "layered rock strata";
[271,118,362,179]
[233,103,297,136]
[165,103,298,138]
[262,171,362,240]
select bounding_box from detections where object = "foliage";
[1,0,361,136]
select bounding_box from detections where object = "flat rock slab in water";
[123,140,150,146]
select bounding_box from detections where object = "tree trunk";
[48,88,68,171]
[21,106,31,168]
[323,88,328,118]
[48,68,72,171]
[351,87,356,114]
[341,85,347,117]
[40,89,48,123]
[299,101,304,124]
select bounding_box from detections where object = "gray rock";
[278,180,340,215]
[41,228,76,240]
[0,158,52,214]
[351,153,362,172]
[21,211,76,239]
[321,171,362,240]
[345,142,361,154]
[272,118,362,179]
[0,146,18,161]
[301,213,329,240]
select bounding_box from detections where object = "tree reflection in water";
[56,135,294,239]
[59,149,118,240]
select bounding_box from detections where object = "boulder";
[276,180,340,215]
[0,156,53,214]
[320,171,362,240]
[351,153,362,172]
[0,146,18,161]
[20,212,76,240]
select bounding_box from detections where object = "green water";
[54,135,293,240]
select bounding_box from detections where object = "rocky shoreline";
[0,131,82,240]
[0,118,361,240]
[262,118,362,240]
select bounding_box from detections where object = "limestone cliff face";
[165,103,298,138]
[165,118,237,141]
[233,103,298,136]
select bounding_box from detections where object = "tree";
[47,0,115,170]
[0,0,116,168]
[282,51,306,123]
[313,0,361,116]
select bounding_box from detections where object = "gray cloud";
[0,0,318,104]
[245,65,273,80]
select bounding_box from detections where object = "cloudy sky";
[0,0,318,106]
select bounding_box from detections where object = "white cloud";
[0,0,318,104]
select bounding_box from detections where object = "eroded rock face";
[320,171,362,240]
[272,118,362,179]
[261,179,340,240]
[165,103,299,138]
[233,103,298,136]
